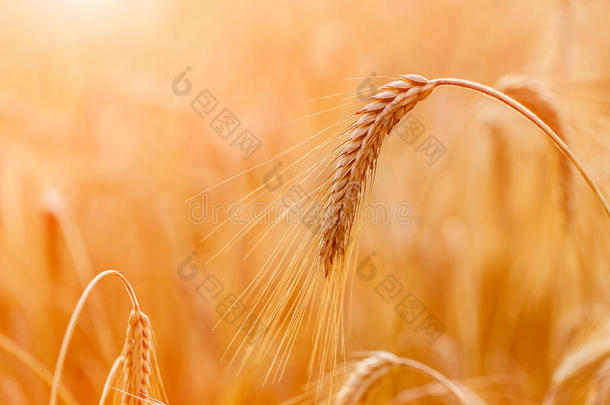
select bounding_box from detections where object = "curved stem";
[429,77,610,219]
[49,270,139,405]
[98,356,125,404]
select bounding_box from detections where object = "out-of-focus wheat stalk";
[42,189,118,361]
[0,333,79,405]
[543,319,610,405]
[586,359,610,405]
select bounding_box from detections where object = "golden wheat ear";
[230,74,610,398]
[319,74,435,276]
[100,309,169,405]
[320,74,610,276]
[292,351,472,405]
[48,270,169,405]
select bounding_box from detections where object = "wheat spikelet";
[334,351,469,405]
[101,309,168,405]
[122,311,162,404]
[320,75,435,276]
[123,311,154,404]
[335,351,400,405]
[49,270,168,405]
[496,75,574,224]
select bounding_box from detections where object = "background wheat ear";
[100,309,168,405]
[495,75,574,225]
[333,351,470,405]
[49,270,168,405]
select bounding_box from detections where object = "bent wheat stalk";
[49,270,140,405]
[320,75,610,275]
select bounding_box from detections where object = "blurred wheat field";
[1,0,610,404]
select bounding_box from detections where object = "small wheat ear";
[49,270,168,405]
[335,351,469,405]
[100,309,169,405]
